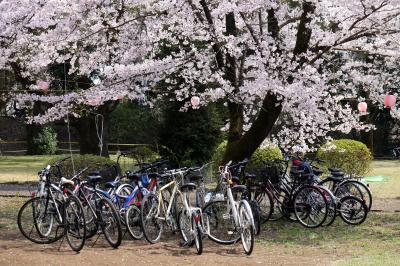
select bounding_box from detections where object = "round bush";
[33,127,58,155]
[317,139,372,176]
[47,154,116,180]
[212,140,283,172]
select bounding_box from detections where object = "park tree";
[0,0,399,161]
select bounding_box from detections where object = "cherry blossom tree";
[1,0,399,160]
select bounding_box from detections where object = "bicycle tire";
[339,195,368,225]
[125,204,143,240]
[98,197,122,248]
[65,194,86,252]
[202,199,240,245]
[239,200,254,255]
[294,185,328,228]
[17,197,64,244]
[141,192,163,244]
[192,213,203,255]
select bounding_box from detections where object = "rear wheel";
[192,213,203,255]
[141,192,163,243]
[339,196,368,225]
[335,181,372,210]
[255,190,273,223]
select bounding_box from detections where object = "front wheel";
[239,201,254,255]
[294,186,328,228]
[65,195,86,252]
[98,197,122,248]
[202,200,240,245]
[141,192,163,244]
[125,204,143,240]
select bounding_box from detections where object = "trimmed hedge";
[317,139,372,176]
[47,154,117,180]
[212,140,283,172]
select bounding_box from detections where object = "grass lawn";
[368,160,400,199]
[257,211,400,265]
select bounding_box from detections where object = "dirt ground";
[0,231,336,266]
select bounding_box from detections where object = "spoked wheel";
[249,200,261,235]
[125,204,143,240]
[17,197,64,244]
[178,209,194,246]
[239,201,254,255]
[294,185,328,228]
[335,181,372,210]
[141,192,163,244]
[98,198,122,248]
[65,195,86,252]
[255,190,273,223]
[318,187,337,227]
[339,196,368,225]
[81,199,98,239]
[202,200,240,245]
[192,213,203,255]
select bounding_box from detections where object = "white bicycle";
[202,161,255,255]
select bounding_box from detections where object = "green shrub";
[317,139,372,176]
[47,154,116,180]
[33,127,58,155]
[212,140,283,172]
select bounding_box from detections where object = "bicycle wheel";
[192,213,203,255]
[125,204,143,240]
[255,190,273,223]
[141,192,163,243]
[339,196,368,225]
[178,209,194,246]
[18,197,64,244]
[318,186,337,227]
[294,185,328,228]
[65,195,86,252]
[202,199,240,245]
[239,200,254,255]
[81,199,98,239]
[335,180,372,210]
[249,200,261,235]
[98,197,122,248]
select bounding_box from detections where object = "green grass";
[257,212,400,264]
[0,155,55,183]
[368,160,400,199]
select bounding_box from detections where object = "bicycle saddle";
[126,172,140,180]
[290,169,304,175]
[105,181,119,189]
[231,184,247,193]
[331,171,344,178]
[313,169,324,176]
[231,176,241,184]
[180,183,197,192]
[187,174,203,182]
[245,173,257,179]
[328,167,341,172]
[87,173,103,183]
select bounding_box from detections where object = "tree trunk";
[77,112,110,157]
[222,94,282,163]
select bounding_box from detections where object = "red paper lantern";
[37,80,49,91]
[357,102,367,113]
[384,95,397,108]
